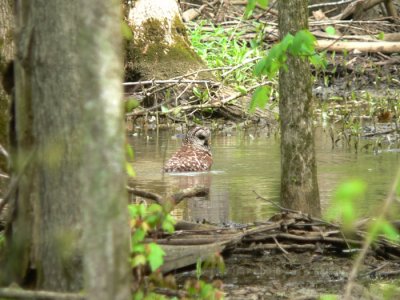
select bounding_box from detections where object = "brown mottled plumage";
[164,127,213,172]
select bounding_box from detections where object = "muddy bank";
[177,251,400,299]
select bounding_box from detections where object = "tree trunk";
[0,0,13,195]
[3,1,130,298]
[278,0,321,216]
[79,1,131,299]
[125,0,206,81]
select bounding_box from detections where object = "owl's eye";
[198,135,206,140]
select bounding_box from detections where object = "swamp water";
[129,127,400,224]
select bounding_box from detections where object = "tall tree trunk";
[278,0,321,216]
[3,1,130,297]
[80,1,131,299]
[0,0,13,196]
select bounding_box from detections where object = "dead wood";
[127,185,209,206]
[157,208,400,273]
[233,243,321,254]
[0,288,84,300]
[316,40,400,53]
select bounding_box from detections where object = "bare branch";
[0,288,84,300]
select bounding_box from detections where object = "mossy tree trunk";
[278,0,321,216]
[125,0,206,81]
[2,1,130,298]
[0,0,13,196]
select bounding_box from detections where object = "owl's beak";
[205,139,210,147]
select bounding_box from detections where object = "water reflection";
[128,127,400,224]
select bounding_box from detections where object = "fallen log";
[316,40,400,53]
[156,210,400,273]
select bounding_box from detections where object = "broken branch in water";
[126,185,209,206]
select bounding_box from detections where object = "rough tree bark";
[125,0,206,81]
[278,0,321,216]
[2,1,130,298]
[0,0,13,196]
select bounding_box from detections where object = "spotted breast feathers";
[163,127,213,172]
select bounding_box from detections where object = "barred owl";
[164,127,213,172]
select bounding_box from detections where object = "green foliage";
[254,30,325,79]
[325,26,336,36]
[249,86,271,113]
[320,295,338,300]
[377,32,385,40]
[129,203,176,272]
[125,98,140,113]
[125,144,136,177]
[250,29,326,111]
[244,0,269,19]
[368,217,399,243]
[188,20,266,90]
[325,180,366,232]
[196,258,203,280]
[121,21,133,40]
[185,279,224,300]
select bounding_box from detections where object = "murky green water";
[128,127,400,224]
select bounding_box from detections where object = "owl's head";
[184,126,211,151]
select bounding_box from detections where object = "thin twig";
[221,56,262,78]
[253,190,298,213]
[308,0,354,8]
[123,79,219,86]
[272,236,290,256]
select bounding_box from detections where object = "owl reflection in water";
[163,127,213,173]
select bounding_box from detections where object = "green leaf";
[196,258,202,280]
[326,180,366,230]
[257,0,269,9]
[249,86,271,113]
[147,243,165,271]
[334,180,366,204]
[131,229,146,244]
[145,215,160,227]
[279,33,294,52]
[310,52,327,69]
[236,85,248,95]
[380,220,399,241]
[121,21,133,40]
[377,32,385,40]
[325,26,336,36]
[126,162,136,177]
[132,244,145,254]
[254,57,268,76]
[124,98,140,112]
[161,105,169,113]
[147,204,163,214]
[131,254,146,267]
[320,295,339,300]
[290,30,316,56]
[244,0,256,19]
[162,220,175,234]
[128,204,138,219]
[126,144,134,160]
